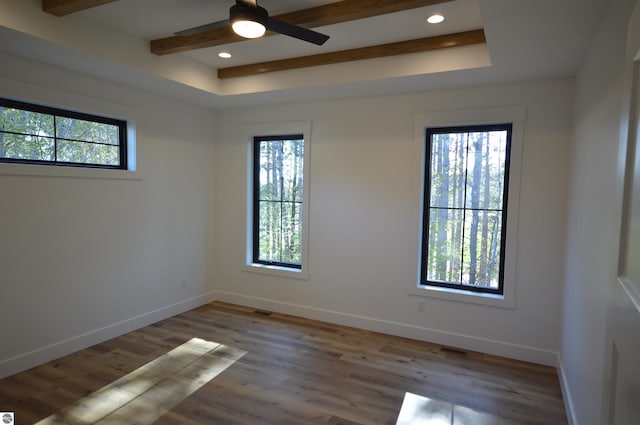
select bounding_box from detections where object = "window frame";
[252,134,305,270]
[420,123,513,295]
[412,106,525,309]
[0,97,127,169]
[242,120,311,280]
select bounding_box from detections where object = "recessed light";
[427,14,445,24]
[218,52,232,59]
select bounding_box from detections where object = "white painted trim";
[411,106,526,309]
[213,290,558,366]
[616,57,640,315]
[0,162,141,180]
[618,276,640,314]
[0,291,217,379]
[408,285,510,309]
[241,263,309,281]
[557,354,578,425]
[241,120,312,280]
[0,80,139,174]
[1,289,561,385]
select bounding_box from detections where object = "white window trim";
[242,120,311,280]
[0,94,138,180]
[0,163,140,180]
[411,106,526,309]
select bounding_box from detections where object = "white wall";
[560,0,638,424]
[0,49,577,384]
[0,52,217,378]
[213,78,574,365]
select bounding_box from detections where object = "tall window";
[0,97,127,169]
[253,135,304,269]
[421,124,512,294]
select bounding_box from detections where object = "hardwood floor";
[0,302,567,424]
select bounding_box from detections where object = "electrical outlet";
[417,301,425,312]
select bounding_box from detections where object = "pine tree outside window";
[421,124,512,294]
[253,135,305,269]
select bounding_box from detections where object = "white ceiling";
[83,0,485,68]
[0,0,610,109]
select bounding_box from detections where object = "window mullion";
[460,131,470,284]
[279,141,285,264]
[53,115,58,163]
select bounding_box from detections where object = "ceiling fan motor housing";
[225,1,329,45]
[230,3,268,28]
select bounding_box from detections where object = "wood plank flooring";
[0,302,567,424]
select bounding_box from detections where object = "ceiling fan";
[175,0,330,46]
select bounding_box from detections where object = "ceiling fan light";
[232,20,266,38]
[230,4,268,39]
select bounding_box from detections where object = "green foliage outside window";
[0,98,125,168]
[423,125,511,293]
[254,136,304,268]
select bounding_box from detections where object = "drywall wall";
[0,52,216,378]
[0,44,575,381]
[213,78,574,365]
[560,0,638,424]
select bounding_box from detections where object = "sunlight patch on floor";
[395,392,505,425]
[35,337,247,425]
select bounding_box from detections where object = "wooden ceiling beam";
[274,0,450,28]
[42,0,118,16]
[150,0,452,55]
[218,29,485,79]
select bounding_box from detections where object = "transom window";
[421,124,512,294]
[253,134,304,269]
[0,97,127,169]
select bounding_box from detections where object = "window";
[253,134,305,269]
[0,97,127,169]
[420,124,512,295]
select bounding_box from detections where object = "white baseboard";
[0,291,217,379]
[0,289,560,381]
[557,354,578,425]
[212,290,559,367]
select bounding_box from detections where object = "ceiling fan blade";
[175,19,228,37]
[268,17,329,46]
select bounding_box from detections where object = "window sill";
[0,162,141,180]
[242,263,309,281]
[409,284,516,309]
